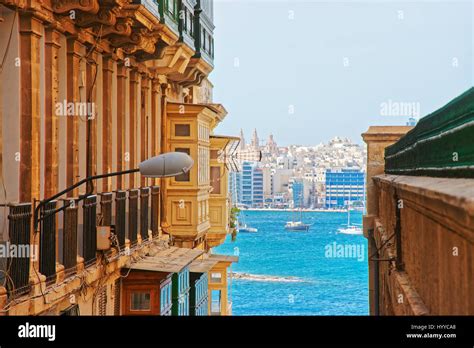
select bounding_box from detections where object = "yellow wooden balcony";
[162,102,226,248]
[206,135,239,248]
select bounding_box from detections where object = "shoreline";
[241,208,363,213]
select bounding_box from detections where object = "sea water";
[215,210,369,315]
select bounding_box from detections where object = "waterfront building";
[325,169,365,208]
[362,87,474,315]
[230,161,264,208]
[0,0,237,316]
[289,179,304,208]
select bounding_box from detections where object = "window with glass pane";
[175,124,190,136]
[175,148,190,181]
[210,272,222,283]
[210,166,221,194]
[130,292,151,311]
[211,290,221,314]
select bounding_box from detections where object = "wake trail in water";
[231,272,305,283]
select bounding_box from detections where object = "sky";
[211,0,473,146]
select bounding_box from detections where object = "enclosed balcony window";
[175,124,190,136]
[175,148,191,182]
[211,290,221,315]
[211,166,221,194]
[166,0,177,16]
[130,292,151,311]
[210,272,222,283]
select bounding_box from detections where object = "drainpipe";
[394,189,404,271]
[160,81,168,234]
[368,227,380,316]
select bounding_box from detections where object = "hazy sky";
[211,0,473,146]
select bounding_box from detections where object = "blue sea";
[215,210,369,316]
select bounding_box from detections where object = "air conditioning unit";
[97,226,111,251]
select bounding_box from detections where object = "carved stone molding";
[146,43,194,76]
[75,7,117,27]
[52,0,100,15]
[101,17,133,37]
[109,28,157,55]
[169,57,213,88]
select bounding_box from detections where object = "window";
[210,150,219,160]
[210,167,221,194]
[60,304,80,316]
[130,292,151,311]
[210,272,222,283]
[211,290,221,315]
[175,148,190,182]
[175,124,190,137]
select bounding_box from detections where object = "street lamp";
[33,152,194,231]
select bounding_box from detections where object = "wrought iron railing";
[115,191,127,247]
[6,203,32,298]
[140,188,150,241]
[128,189,139,245]
[83,196,97,265]
[2,185,159,300]
[39,200,57,284]
[62,199,78,276]
[385,87,474,178]
[150,186,160,237]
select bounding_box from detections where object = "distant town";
[230,130,367,210]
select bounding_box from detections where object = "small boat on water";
[284,221,311,231]
[338,224,363,235]
[237,224,258,233]
[337,195,363,235]
[285,193,311,231]
[236,213,258,233]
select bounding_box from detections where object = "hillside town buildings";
[231,129,367,209]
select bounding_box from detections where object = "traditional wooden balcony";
[162,102,223,248]
[193,0,214,67]
[206,135,239,248]
[163,0,215,86]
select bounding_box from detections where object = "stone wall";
[363,126,474,315]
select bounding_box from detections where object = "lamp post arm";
[33,168,139,232]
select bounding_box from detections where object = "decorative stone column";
[102,55,114,192]
[116,62,127,190]
[19,14,42,203]
[44,27,61,199]
[66,37,84,197]
[129,69,139,188]
[140,73,150,187]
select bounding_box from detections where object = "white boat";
[285,193,311,231]
[284,221,311,231]
[237,224,258,233]
[236,214,258,233]
[338,224,363,235]
[337,193,363,235]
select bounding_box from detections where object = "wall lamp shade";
[139,152,194,178]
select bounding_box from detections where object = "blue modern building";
[229,162,264,208]
[290,179,304,208]
[325,168,365,208]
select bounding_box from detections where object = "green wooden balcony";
[158,0,180,37]
[132,0,160,19]
[193,0,214,67]
[179,0,197,50]
[385,87,474,178]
